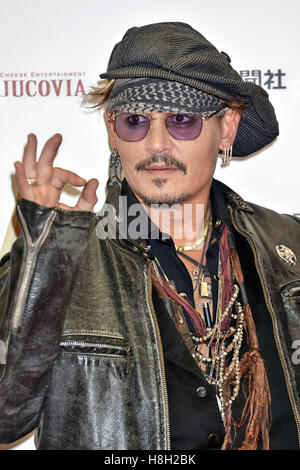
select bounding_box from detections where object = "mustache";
[135,154,187,174]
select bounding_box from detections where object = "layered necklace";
[153,204,270,449]
[175,215,245,425]
[176,211,214,327]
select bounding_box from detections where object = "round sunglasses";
[108,110,224,142]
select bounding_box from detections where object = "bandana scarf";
[106,78,228,117]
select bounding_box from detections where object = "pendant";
[203,303,212,328]
[199,278,212,298]
[192,268,200,280]
[200,280,209,297]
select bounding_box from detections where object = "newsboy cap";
[100,22,279,158]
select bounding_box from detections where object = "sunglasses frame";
[107,109,225,142]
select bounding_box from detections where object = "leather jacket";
[0,178,299,450]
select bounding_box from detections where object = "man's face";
[107,111,238,206]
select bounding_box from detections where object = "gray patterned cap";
[100,22,279,157]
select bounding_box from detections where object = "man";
[0,22,299,450]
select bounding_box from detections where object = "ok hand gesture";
[14,134,99,211]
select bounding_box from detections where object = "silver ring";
[27,178,37,185]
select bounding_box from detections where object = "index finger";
[37,133,63,184]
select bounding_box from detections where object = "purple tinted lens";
[113,113,203,142]
[114,114,150,142]
[165,114,203,140]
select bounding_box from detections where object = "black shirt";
[122,179,299,450]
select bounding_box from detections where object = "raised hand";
[14,134,99,211]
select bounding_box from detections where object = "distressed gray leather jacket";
[0,179,299,449]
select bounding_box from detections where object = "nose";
[145,116,173,154]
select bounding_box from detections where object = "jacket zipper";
[147,262,171,450]
[59,340,129,351]
[12,207,57,331]
[228,206,300,447]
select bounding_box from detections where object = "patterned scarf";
[106,77,228,116]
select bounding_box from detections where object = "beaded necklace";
[155,222,245,426]
[151,216,271,450]
[181,224,245,423]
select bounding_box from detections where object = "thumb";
[75,178,99,211]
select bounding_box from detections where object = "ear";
[104,109,117,149]
[219,109,241,151]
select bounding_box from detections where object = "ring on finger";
[27,178,38,185]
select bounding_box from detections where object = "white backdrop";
[0,0,299,450]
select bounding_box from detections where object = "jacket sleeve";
[0,198,95,443]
